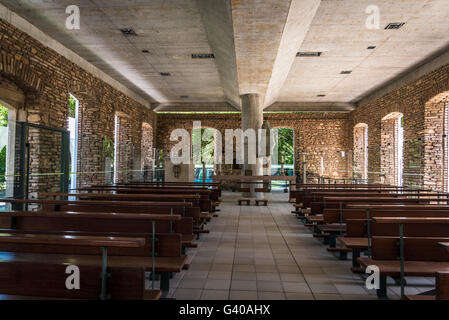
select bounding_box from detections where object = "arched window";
[423,92,449,191]
[381,112,404,186]
[271,128,294,190]
[353,123,368,181]
[68,94,79,190]
[191,127,219,183]
[141,122,153,181]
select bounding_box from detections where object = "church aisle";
[170,192,434,300]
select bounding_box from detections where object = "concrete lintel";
[266,102,355,112]
[153,102,240,113]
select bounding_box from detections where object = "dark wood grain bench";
[0,210,186,296]
[255,199,268,206]
[1,199,199,250]
[357,217,449,299]
[0,232,160,300]
[238,198,252,206]
[77,186,214,212]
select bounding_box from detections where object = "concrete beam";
[266,102,355,112]
[264,0,321,107]
[197,0,241,109]
[153,102,239,113]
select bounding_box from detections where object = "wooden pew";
[338,210,449,271]
[237,188,270,206]
[302,192,448,209]
[40,193,207,233]
[407,244,449,300]
[119,183,222,210]
[290,186,430,206]
[357,217,449,299]
[310,197,434,216]
[124,181,222,198]
[43,193,212,236]
[0,232,161,300]
[1,199,201,246]
[77,186,214,212]
[0,211,186,297]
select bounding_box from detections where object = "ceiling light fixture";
[119,27,137,36]
[191,53,215,59]
[297,52,322,57]
[385,22,405,30]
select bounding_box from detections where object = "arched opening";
[141,122,153,182]
[353,123,368,181]
[113,112,134,183]
[271,128,294,190]
[68,94,79,190]
[423,91,449,191]
[0,77,25,200]
[191,127,218,183]
[381,112,404,186]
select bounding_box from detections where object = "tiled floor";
[157,192,435,300]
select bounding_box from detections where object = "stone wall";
[353,124,368,180]
[0,18,156,192]
[156,112,351,180]
[350,63,449,189]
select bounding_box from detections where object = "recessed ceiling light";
[191,53,215,59]
[160,72,171,76]
[385,22,405,30]
[119,27,137,36]
[297,52,322,57]
[142,49,150,53]
[367,46,376,50]
[340,70,352,74]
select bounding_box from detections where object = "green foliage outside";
[103,137,114,160]
[192,128,215,165]
[277,128,294,165]
[68,95,76,118]
[0,104,7,191]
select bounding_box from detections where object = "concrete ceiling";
[1,0,448,112]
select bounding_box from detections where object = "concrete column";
[241,94,263,197]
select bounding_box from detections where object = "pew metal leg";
[100,247,110,300]
[328,234,336,248]
[352,248,360,267]
[160,272,171,298]
[377,275,387,299]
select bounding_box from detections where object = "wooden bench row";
[293,184,449,300]
[0,183,222,300]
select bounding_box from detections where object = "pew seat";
[358,258,449,277]
[255,199,268,206]
[238,198,252,206]
[306,216,324,223]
